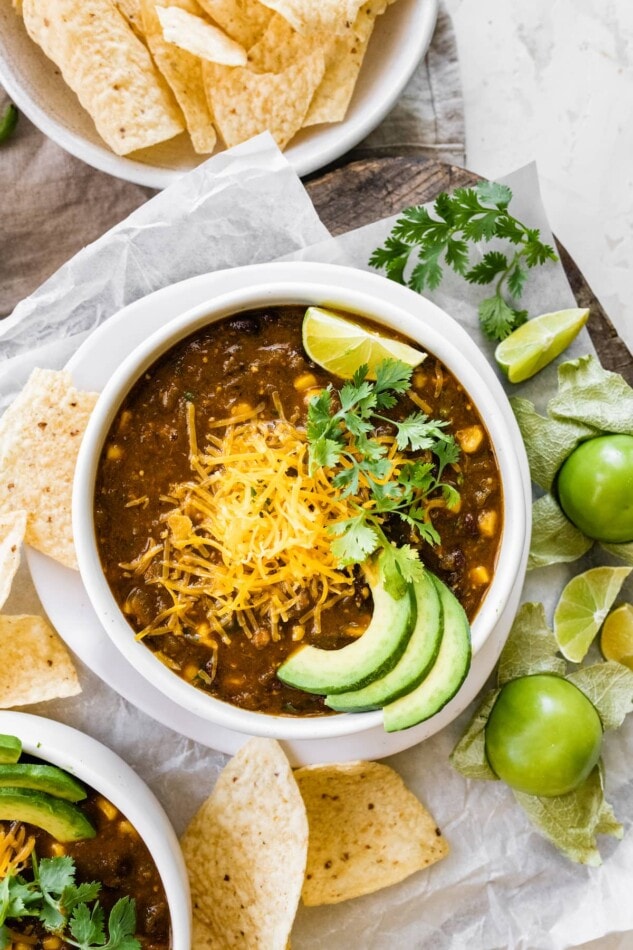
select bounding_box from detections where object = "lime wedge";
[554,566,632,662]
[600,603,633,670]
[495,307,589,383]
[302,307,425,380]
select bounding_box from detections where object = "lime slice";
[553,566,632,662]
[600,603,633,670]
[302,307,425,380]
[495,307,589,383]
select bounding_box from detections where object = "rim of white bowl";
[0,710,190,950]
[73,264,527,741]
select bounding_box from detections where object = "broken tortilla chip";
[196,0,272,49]
[0,511,27,612]
[140,0,217,154]
[181,738,308,949]
[156,5,247,64]
[0,615,80,707]
[21,0,185,154]
[204,49,325,149]
[258,0,365,36]
[0,368,98,570]
[295,761,449,905]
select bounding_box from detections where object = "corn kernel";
[96,795,118,821]
[293,372,317,391]
[43,937,63,949]
[119,819,139,837]
[106,443,123,460]
[303,387,323,405]
[478,510,498,537]
[413,371,427,388]
[184,663,201,682]
[231,402,253,416]
[291,625,305,642]
[469,565,490,586]
[50,842,66,857]
[455,425,484,454]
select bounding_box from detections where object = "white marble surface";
[445,0,633,352]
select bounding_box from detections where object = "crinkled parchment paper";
[1,141,632,950]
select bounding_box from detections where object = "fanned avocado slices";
[0,763,87,802]
[0,787,95,841]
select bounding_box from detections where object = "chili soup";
[94,307,502,717]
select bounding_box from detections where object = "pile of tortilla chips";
[15,0,396,156]
[181,738,449,947]
[0,368,98,708]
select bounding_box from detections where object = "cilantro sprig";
[307,359,460,594]
[0,852,140,950]
[369,181,558,341]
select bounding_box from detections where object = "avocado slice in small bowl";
[0,787,95,842]
[0,763,87,801]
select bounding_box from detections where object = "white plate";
[0,0,438,187]
[27,266,531,764]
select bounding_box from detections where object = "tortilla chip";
[258,0,365,36]
[246,13,326,73]
[0,615,81,707]
[22,0,185,154]
[303,0,381,126]
[295,761,449,905]
[140,0,217,154]
[204,49,325,149]
[0,511,27,611]
[112,0,145,38]
[0,369,98,570]
[156,6,246,64]
[181,738,308,949]
[196,0,272,49]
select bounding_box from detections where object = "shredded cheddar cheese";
[0,822,35,880]
[129,408,361,644]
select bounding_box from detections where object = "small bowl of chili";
[73,262,531,748]
[0,710,191,948]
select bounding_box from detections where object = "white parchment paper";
[2,140,632,950]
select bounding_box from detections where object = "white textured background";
[445,0,633,351]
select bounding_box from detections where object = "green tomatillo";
[484,674,603,797]
[557,434,633,544]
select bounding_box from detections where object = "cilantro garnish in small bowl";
[0,851,139,949]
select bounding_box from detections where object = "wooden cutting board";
[306,157,633,385]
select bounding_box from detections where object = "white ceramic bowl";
[0,0,437,187]
[73,262,529,744]
[0,710,191,949]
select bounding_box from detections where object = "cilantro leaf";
[478,295,525,341]
[369,182,558,341]
[465,250,508,285]
[103,898,138,950]
[39,855,75,897]
[329,516,379,566]
[474,180,513,208]
[69,901,105,947]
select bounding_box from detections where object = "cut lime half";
[553,566,632,663]
[495,307,589,383]
[302,307,426,380]
[600,603,633,670]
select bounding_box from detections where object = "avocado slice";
[0,787,96,842]
[0,735,22,764]
[277,556,416,695]
[383,575,471,732]
[325,570,443,712]
[0,764,87,802]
